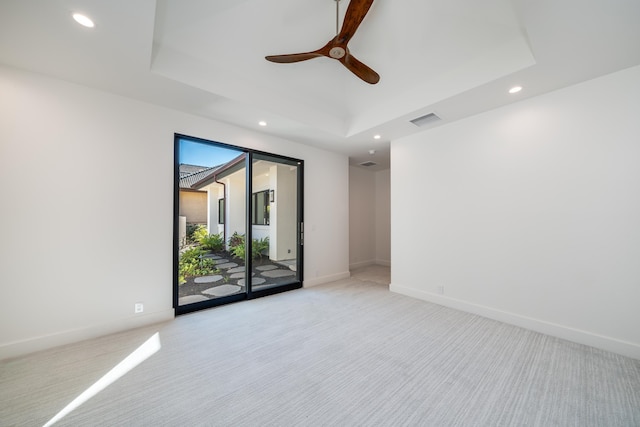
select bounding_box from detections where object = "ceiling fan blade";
[265,52,324,63]
[337,0,375,45]
[340,52,380,84]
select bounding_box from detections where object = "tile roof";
[179,164,219,189]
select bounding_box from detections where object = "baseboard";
[349,260,376,270]
[0,309,174,361]
[349,259,391,269]
[390,283,640,360]
[304,271,351,287]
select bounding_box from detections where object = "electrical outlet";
[134,303,144,313]
[436,285,445,295]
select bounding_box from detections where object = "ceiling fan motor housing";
[329,47,346,59]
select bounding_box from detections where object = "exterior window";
[218,198,225,224]
[252,190,270,225]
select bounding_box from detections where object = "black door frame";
[173,134,304,315]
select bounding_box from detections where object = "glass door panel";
[176,138,246,313]
[250,154,302,294]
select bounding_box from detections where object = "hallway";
[350,264,390,285]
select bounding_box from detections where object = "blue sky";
[179,139,242,167]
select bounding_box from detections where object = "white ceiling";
[1,0,639,171]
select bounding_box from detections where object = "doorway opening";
[174,134,303,315]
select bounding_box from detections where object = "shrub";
[228,232,245,259]
[252,237,269,260]
[178,247,217,285]
[230,241,246,260]
[191,225,208,244]
[197,232,224,252]
[228,232,244,250]
[230,236,269,261]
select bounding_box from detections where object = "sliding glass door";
[174,135,303,314]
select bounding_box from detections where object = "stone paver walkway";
[261,269,296,278]
[202,284,242,297]
[178,256,299,306]
[194,275,223,284]
[255,265,278,271]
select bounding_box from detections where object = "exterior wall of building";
[179,189,207,224]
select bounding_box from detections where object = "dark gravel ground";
[178,251,296,299]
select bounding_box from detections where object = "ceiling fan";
[265,0,380,85]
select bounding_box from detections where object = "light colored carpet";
[1,266,639,426]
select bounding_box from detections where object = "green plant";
[178,247,217,285]
[191,225,208,244]
[228,232,244,249]
[230,241,246,260]
[197,232,224,252]
[186,223,201,240]
[230,236,269,261]
[252,236,269,260]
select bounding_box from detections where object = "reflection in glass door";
[174,135,303,315]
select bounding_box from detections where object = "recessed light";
[509,86,522,94]
[374,134,381,139]
[73,13,95,28]
[258,121,267,126]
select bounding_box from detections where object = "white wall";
[204,183,223,235]
[390,65,640,359]
[226,171,247,242]
[349,166,376,268]
[349,166,391,269]
[270,164,297,261]
[375,169,391,266]
[0,65,349,359]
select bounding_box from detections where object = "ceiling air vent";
[410,112,441,127]
[359,161,377,167]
